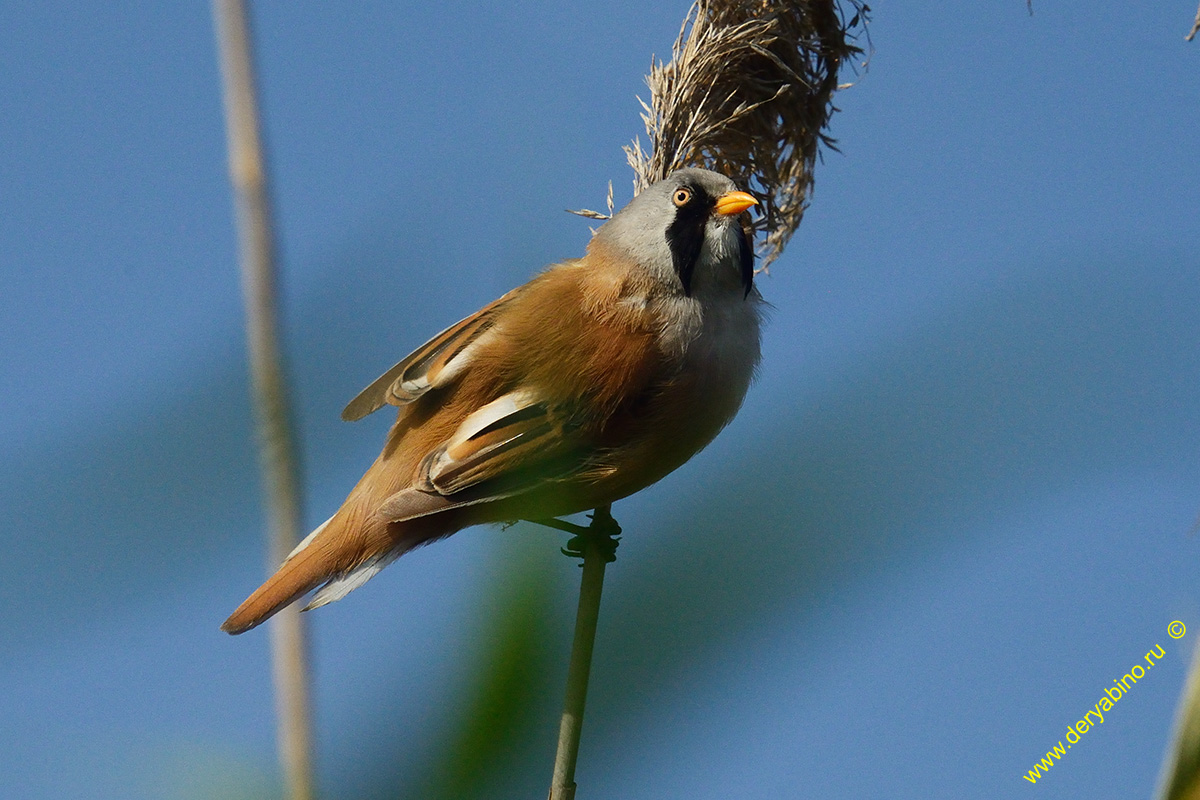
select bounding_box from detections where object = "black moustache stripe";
[665,185,711,297]
[736,223,754,298]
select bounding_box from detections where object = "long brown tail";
[221,486,463,634]
[221,537,341,634]
[220,505,378,635]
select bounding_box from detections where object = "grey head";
[594,168,756,298]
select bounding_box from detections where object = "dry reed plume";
[622,0,869,268]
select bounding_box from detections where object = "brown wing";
[376,389,590,523]
[355,259,668,521]
[341,290,517,421]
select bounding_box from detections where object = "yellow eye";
[672,188,692,207]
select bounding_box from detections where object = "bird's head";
[593,168,758,298]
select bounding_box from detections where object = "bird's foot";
[529,507,621,564]
[562,507,621,564]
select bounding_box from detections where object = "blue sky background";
[3,2,1199,798]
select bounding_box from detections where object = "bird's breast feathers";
[500,251,762,500]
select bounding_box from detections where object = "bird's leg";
[580,506,621,563]
[527,517,592,559]
[528,517,591,536]
[528,509,621,563]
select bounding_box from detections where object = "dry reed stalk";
[211,2,316,798]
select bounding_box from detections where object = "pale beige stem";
[211,2,316,799]
[547,506,619,800]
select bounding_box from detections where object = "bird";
[222,167,763,634]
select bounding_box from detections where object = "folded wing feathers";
[279,290,605,621]
[341,295,512,421]
[430,420,554,495]
[415,388,591,499]
[340,359,410,421]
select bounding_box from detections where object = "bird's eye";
[672,188,692,207]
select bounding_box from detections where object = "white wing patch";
[447,390,540,452]
[395,338,483,399]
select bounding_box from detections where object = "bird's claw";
[561,525,620,566]
[560,535,587,560]
[538,508,621,564]
[559,534,619,564]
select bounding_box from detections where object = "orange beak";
[713,190,758,217]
